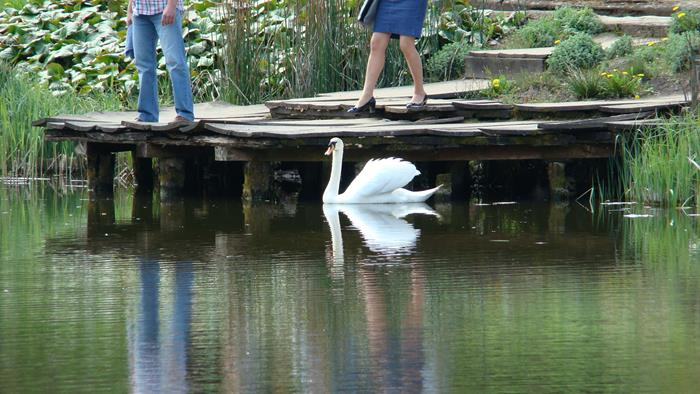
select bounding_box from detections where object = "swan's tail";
[406,184,442,202]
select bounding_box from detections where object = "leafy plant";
[670,9,700,34]
[438,4,526,46]
[553,6,604,35]
[505,16,563,48]
[665,31,700,72]
[546,33,605,74]
[607,35,634,59]
[426,41,473,81]
[0,0,222,102]
[600,69,645,98]
[566,68,605,99]
[484,75,513,98]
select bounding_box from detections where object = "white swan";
[322,137,441,203]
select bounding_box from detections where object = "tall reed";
[219,0,451,104]
[0,62,122,178]
[603,113,700,207]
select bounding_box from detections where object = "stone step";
[465,34,647,78]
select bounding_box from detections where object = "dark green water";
[1,185,700,393]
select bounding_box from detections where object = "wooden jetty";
[35,79,688,201]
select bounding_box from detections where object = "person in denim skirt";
[127,0,195,122]
[349,0,429,113]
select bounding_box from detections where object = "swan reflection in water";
[323,203,439,271]
[323,203,435,391]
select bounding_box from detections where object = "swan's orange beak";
[324,146,334,156]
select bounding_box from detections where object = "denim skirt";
[373,0,428,39]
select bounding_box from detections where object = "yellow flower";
[600,72,607,76]
[673,6,680,12]
[636,73,645,78]
[662,37,669,42]
[647,41,656,46]
[606,74,613,79]
[554,39,561,45]
[622,71,629,75]
[634,95,641,100]
[492,79,501,87]
[613,68,619,72]
[678,12,687,18]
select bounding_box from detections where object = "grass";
[605,112,700,207]
[0,62,122,178]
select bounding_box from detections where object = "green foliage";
[666,32,700,72]
[426,41,472,81]
[615,114,700,206]
[600,69,645,98]
[566,68,605,99]
[484,75,513,98]
[505,6,603,49]
[546,33,604,74]
[606,35,634,59]
[552,6,604,35]
[505,16,563,48]
[438,4,526,46]
[0,0,221,102]
[670,9,700,34]
[0,62,122,177]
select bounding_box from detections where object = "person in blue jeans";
[127,0,195,123]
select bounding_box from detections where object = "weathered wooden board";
[266,79,490,107]
[605,119,665,130]
[538,112,654,131]
[515,95,685,114]
[599,100,687,114]
[452,100,513,110]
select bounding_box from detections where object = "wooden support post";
[242,161,273,202]
[547,161,569,201]
[159,157,186,200]
[132,190,154,225]
[133,156,154,195]
[87,143,115,196]
[434,162,471,201]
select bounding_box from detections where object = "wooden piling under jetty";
[35,80,688,201]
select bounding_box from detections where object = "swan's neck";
[323,147,343,202]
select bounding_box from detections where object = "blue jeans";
[132,11,194,122]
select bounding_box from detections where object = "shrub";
[665,32,700,72]
[601,69,645,98]
[505,16,563,48]
[553,6,604,35]
[670,9,700,34]
[484,75,513,98]
[607,35,634,59]
[566,68,606,99]
[426,41,473,81]
[546,33,605,74]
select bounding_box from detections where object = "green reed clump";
[0,62,122,178]
[612,113,700,207]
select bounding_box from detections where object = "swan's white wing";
[337,204,419,253]
[342,158,419,198]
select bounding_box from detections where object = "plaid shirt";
[132,0,184,16]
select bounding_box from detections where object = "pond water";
[1,185,700,393]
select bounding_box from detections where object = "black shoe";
[347,97,376,113]
[406,95,428,109]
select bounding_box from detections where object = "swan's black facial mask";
[324,141,337,156]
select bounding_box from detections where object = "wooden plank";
[515,95,685,113]
[265,79,491,105]
[452,100,514,110]
[469,47,553,59]
[538,112,654,131]
[383,103,456,114]
[605,119,664,130]
[599,100,687,114]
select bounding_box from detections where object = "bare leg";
[356,32,391,107]
[399,35,427,104]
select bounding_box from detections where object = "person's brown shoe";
[172,115,192,123]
